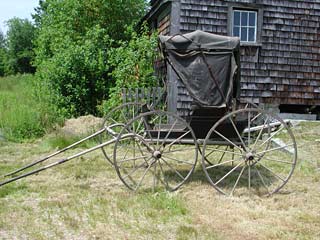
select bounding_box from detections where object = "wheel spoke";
[205,147,243,157]
[213,130,243,152]
[229,117,247,151]
[258,162,286,182]
[122,156,152,180]
[248,110,251,146]
[158,159,170,189]
[109,117,118,125]
[153,161,157,191]
[205,157,242,170]
[258,126,285,148]
[142,117,154,141]
[134,118,144,135]
[262,156,294,165]
[254,165,271,195]
[118,154,150,163]
[248,164,251,192]
[162,155,194,165]
[214,161,243,186]
[230,164,246,196]
[135,161,154,191]
[204,145,221,158]
[120,108,129,124]
[256,143,295,155]
[161,157,185,180]
[252,117,270,149]
[149,162,167,187]
[118,143,150,155]
[156,115,162,148]
[160,119,178,149]
[162,147,192,154]
[166,130,191,148]
[251,112,262,123]
[217,147,227,163]
[121,148,130,163]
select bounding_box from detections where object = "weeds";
[0,74,63,142]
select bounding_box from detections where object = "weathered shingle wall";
[178,0,320,110]
[148,0,320,115]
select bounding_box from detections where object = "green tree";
[0,30,6,76]
[6,18,36,74]
[105,26,158,110]
[34,0,149,116]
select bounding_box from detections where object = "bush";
[101,26,158,113]
[36,26,111,117]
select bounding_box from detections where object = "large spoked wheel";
[99,102,148,164]
[202,108,297,196]
[113,110,198,192]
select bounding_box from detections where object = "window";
[233,10,257,43]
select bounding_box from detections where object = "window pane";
[233,26,240,37]
[234,11,240,26]
[248,28,255,41]
[249,12,256,26]
[241,27,248,41]
[241,12,248,26]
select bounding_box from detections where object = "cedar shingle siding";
[145,0,320,112]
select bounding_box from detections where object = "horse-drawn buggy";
[1,30,297,196]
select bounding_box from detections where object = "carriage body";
[159,30,245,140]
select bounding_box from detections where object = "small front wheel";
[113,110,198,192]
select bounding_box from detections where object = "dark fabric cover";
[159,30,240,107]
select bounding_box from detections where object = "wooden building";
[143,0,320,116]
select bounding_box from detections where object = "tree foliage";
[0,30,6,76]
[5,18,36,74]
[34,0,149,116]
[105,26,158,110]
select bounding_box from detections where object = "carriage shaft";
[4,128,106,178]
[0,133,134,187]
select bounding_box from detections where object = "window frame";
[227,4,263,46]
[233,9,258,43]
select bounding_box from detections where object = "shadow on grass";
[162,164,281,194]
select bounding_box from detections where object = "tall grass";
[0,74,62,142]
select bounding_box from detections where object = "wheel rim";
[99,102,147,165]
[114,110,198,192]
[202,108,297,196]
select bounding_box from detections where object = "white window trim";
[233,10,257,43]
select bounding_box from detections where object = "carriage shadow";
[163,164,279,194]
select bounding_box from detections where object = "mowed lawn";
[0,121,319,240]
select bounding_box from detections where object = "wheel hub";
[245,152,256,165]
[153,150,162,159]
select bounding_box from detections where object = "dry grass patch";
[0,121,319,239]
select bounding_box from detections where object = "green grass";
[0,74,62,142]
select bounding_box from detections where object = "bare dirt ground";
[0,120,319,239]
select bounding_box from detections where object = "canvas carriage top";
[159,30,241,109]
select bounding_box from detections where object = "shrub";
[100,26,158,113]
